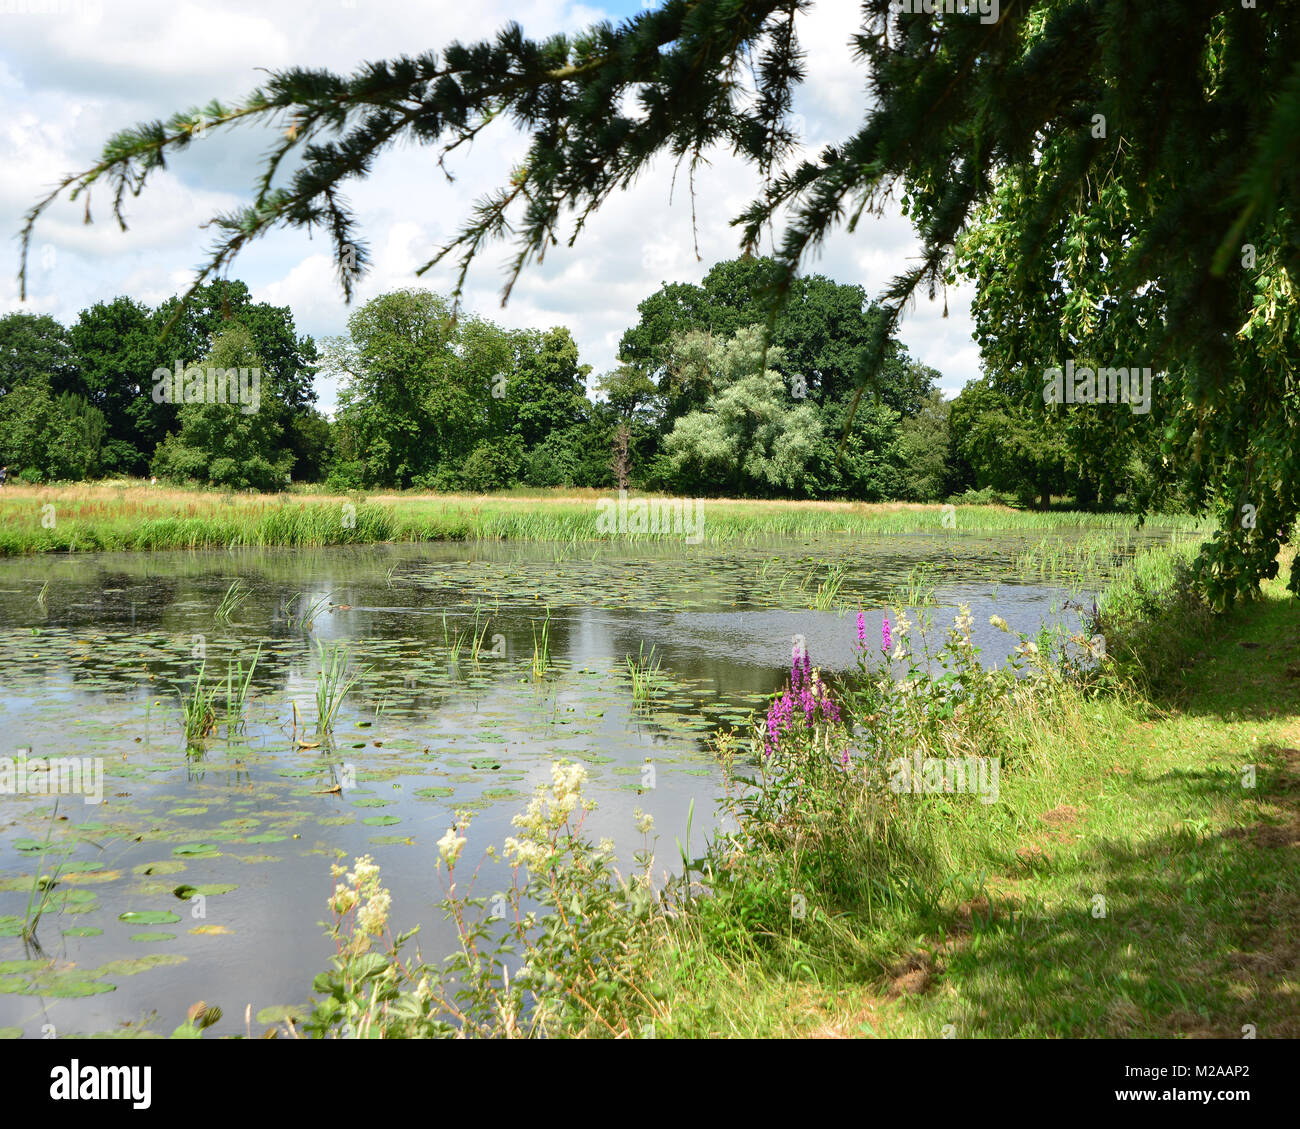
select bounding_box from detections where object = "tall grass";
[20,802,68,943]
[179,663,219,743]
[0,483,1211,556]
[223,644,261,736]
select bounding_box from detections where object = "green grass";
[0,483,1209,555]
[641,544,1300,1038]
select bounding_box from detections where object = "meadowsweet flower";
[503,835,550,870]
[989,615,1009,632]
[634,809,654,835]
[437,827,467,866]
[357,887,391,936]
[330,883,358,915]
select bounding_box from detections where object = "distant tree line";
[0,256,1176,508]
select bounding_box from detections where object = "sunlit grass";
[0,482,1209,555]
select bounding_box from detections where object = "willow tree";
[19,0,1300,604]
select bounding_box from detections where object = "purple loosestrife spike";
[856,612,866,647]
[882,616,892,654]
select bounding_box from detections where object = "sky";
[1,0,984,414]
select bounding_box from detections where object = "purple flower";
[856,611,866,647]
[881,615,892,655]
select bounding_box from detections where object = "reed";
[531,607,552,679]
[223,645,261,736]
[0,483,1209,557]
[179,663,219,743]
[213,578,250,624]
[625,642,662,706]
[315,641,365,735]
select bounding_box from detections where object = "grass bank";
[0,482,1206,555]
[644,547,1300,1038]
[287,539,1298,1039]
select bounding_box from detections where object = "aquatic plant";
[284,590,332,630]
[530,607,552,679]
[213,578,250,624]
[315,641,365,735]
[179,663,219,743]
[625,642,661,706]
[20,801,68,944]
[222,644,261,736]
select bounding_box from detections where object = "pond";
[0,528,1183,1035]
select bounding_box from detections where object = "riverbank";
[0,482,1206,556]
[644,548,1300,1037]
[293,539,1298,1039]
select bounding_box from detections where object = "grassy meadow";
[0,480,1208,555]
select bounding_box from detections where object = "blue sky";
[1,0,983,413]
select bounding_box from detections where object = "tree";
[0,377,106,481]
[24,1,1300,600]
[621,256,934,421]
[0,313,77,399]
[948,380,1068,510]
[153,281,320,477]
[151,324,294,490]
[69,297,178,474]
[327,289,470,487]
[893,389,952,502]
[662,326,822,496]
[502,327,591,449]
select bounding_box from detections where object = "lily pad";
[96,954,187,976]
[361,815,401,827]
[133,860,187,877]
[172,843,220,857]
[173,883,238,898]
[118,910,181,925]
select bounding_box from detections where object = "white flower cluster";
[892,608,913,661]
[954,603,974,639]
[329,854,391,941]
[437,827,467,866]
[503,760,593,871]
